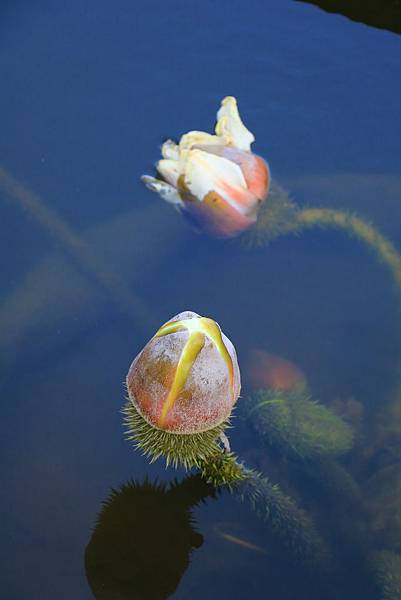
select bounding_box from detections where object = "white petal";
[183,149,247,208]
[161,139,179,160]
[215,96,255,151]
[141,175,183,206]
[179,130,223,152]
[156,159,180,187]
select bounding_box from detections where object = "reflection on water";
[86,476,215,600]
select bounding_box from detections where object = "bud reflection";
[85,475,215,600]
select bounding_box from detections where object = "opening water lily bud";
[141,96,270,238]
[124,311,241,469]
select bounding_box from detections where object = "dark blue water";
[1,2,401,599]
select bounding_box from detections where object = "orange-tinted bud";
[247,350,306,392]
[126,311,241,434]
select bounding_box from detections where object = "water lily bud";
[247,349,307,393]
[124,311,241,469]
[141,96,270,238]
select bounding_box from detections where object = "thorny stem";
[199,451,330,567]
[295,207,401,436]
[297,208,401,293]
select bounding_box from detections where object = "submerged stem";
[199,451,330,567]
[247,183,401,295]
[234,468,330,567]
[297,208,401,293]
[296,207,401,434]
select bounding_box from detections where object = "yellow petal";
[215,96,255,151]
[199,317,234,395]
[158,330,205,428]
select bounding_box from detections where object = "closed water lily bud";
[124,311,241,469]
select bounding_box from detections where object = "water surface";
[1,1,401,599]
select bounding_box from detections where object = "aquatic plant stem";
[246,196,401,571]
[296,207,401,433]
[248,182,401,294]
[297,208,401,292]
[0,165,155,331]
[199,451,330,566]
[250,193,401,426]
[295,209,401,596]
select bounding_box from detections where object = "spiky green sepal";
[123,400,230,470]
[198,452,247,487]
[242,180,301,248]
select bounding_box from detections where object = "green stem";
[234,468,330,566]
[250,197,401,431]
[297,208,401,293]
[295,207,401,433]
[0,165,155,329]
[243,200,401,567]
[199,451,330,567]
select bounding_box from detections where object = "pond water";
[1,1,401,599]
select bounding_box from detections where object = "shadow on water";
[85,475,215,600]
[295,0,401,35]
[85,467,387,600]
